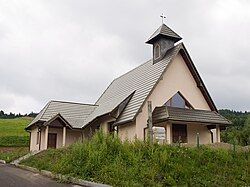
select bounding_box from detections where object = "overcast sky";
[0,0,249,114]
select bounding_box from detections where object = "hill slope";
[0,117,32,146]
[21,132,250,186]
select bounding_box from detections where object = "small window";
[108,122,115,134]
[154,44,160,59]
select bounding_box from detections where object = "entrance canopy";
[152,106,231,127]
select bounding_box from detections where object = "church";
[26,22,231,151]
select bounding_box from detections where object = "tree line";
[219,109,250,146]
[0,110,37,119]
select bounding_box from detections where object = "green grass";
[0,147,29,163]
[0,117,32,146]
[21,132,250,186]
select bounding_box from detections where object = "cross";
[160,13,166,24]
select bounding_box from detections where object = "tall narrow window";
[154,44,160,59]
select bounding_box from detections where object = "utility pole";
[147,101,153,143]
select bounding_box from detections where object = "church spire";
[146,23,182,63]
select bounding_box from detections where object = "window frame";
[154,44,161,60]
[165,92,194,109]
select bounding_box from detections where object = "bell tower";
[146,22,182,63]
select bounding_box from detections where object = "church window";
[154,44,160,59]
[165,92,192,109]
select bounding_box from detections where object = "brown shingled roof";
[153,106,231,125]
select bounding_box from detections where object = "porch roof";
[26,100,98,130]
[152,106,231,125]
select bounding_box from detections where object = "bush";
[21,131,250,186]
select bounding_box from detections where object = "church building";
[26,23,231,151]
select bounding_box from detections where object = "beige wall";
[154,122,212,144]
[29,126,82,151]
[30,126,39,151]
[118,122,136,141]
[135,53,211,140]
[187,123,212,144]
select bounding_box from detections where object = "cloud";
[0,0,249,113]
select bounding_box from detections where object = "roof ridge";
[50,100,98,106]
[161,24,182,39]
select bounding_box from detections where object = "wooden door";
[48,133,57,148]
[172,124,187,143]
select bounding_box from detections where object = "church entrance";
[48,133,57,148]
[172,124,187,143]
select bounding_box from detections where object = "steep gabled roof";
[93,43,217,126]
[146,24,182,44]
[26,42,217,130]
[92,44,181,125]
[26,100,97,129]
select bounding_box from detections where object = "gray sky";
[0,0,249,114]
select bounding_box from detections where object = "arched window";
[154,44,160,59]
[165,92,193,109]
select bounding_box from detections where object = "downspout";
[81,130,84,143]
[28,131,31,152]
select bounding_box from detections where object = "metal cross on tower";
[160,13,166,24]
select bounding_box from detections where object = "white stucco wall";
[135,53,211,140]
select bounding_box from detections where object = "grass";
[0,117,32,146]
[0,147,29,163]
[0,117,32,162]
[21,131,250,186]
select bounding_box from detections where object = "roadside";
[0,163,74,187]
[0,146,29,163]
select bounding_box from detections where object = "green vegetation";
[0,147,29,163]
[219,110,250,146]
[0,117,32,146]
[0,110,37,119]
[0,117,31,162]
[21,132,250,186]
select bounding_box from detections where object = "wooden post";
[38,128,41,151]
[196,133,200,148]
[62,126,66,147]
[165,123,171,144]
[216,125,220,143]
[147,101,153,144]
[44,126,49,149]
